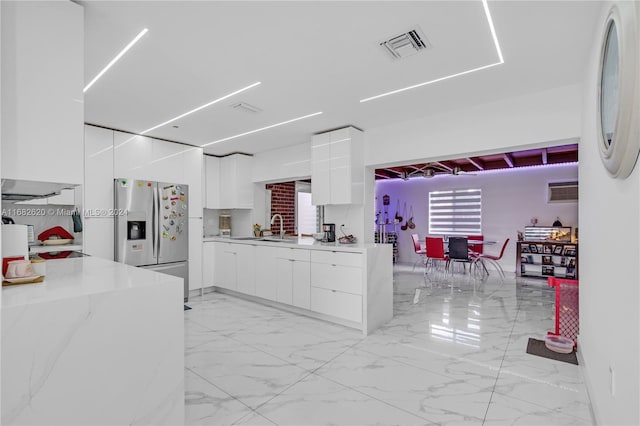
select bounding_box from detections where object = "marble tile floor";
[184,264,593,425]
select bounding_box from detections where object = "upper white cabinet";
[85,126,114,211]
[205,154,253,209]
[204,156,221,209]
[311,127,364,205]
[1,1,84,184]
[111,129,203,215]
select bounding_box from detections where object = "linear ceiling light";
[84,28,149,93]
[201,112,323,147]
[360,0,504,103]
[139,81,262,135]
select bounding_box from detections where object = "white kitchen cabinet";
[276,247,311,308]
[151,139,184,184]
[202,242,215,288]
[189,218,203,292]
[1,1,84,185]
[206,154,253,209]
[113,131,153,180]
[83,218,114,260]
[254,245,277,301]
[310,250,364,323]
[183,147,204,214]
[214,242,237,290]
[204,156,221,209]
[235,243,256,295]
[84,126,114,211]
[311,127,363,205]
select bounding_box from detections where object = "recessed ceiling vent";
[230,102,262,114]
[380,27,430,60]
[548,181,578,203]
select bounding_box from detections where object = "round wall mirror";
[596,3,640,179]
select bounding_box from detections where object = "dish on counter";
[41,238,73,246]
[3,274,43,284]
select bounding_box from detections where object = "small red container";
[3,256,26,276]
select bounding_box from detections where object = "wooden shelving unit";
[516,241,578,279]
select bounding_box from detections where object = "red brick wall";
[266,182,296,235]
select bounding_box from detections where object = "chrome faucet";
[271,214,284,239]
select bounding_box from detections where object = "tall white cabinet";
[83,125,204,291]
[1,0,84,184]
[311,127,364,205]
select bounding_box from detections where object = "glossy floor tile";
[185,265,593,425]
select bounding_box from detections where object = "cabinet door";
[214,243,237,290]
[189,219,203,292]
[234,154,254,209]
[235,244,256,295]
[276,258,294,305]
[84,126,114,211]
[113,132,153,179]
[255,246,277,301]
[311,133,331,205]
[151,140,185,185]
[202,242,215,288]
[329,130,352,204]
[310,287,362,323]
[204,156,221,209]
[219,156,235,207]
[1,1,83,185]
[183,147,203,214]
[292,260,311,309]
[83,217,114,260]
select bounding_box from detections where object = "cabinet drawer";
[310,250,362,267]
[276,247,311,261]
[310,287,362,323]
[310,263,362,294]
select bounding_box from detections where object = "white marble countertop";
[202,235,384,252]
[2,256,183,308]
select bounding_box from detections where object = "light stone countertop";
[202,235,385,253]
[2,256,183,308]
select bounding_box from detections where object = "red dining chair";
[468,235,484,257]
[425,236,449,275]
[476,238,510,280]
[410,233,426,272]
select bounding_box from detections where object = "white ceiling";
[83,1,602,156]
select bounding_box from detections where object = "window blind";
[428,189,482,236]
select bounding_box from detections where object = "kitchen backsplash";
[1,202,83,244]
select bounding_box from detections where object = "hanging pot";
[395,200,403,223]
[408,206,416,229]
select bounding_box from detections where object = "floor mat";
[526,338,578,365]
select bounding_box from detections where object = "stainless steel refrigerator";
[114,178,189,301]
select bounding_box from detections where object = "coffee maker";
[322,223,336,242]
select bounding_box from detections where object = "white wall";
[375,164,578,270]
[578,3,640,424]
[364,84,581,168]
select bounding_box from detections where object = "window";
[428,189,482,236]
[295,181,318,234]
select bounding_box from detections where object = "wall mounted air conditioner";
[548,181,578,203]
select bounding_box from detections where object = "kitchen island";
[2,256,184,425]
[202,236,393,335]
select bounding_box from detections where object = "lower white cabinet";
[276,248,310,308]
[254,246,277,301]
[204,241,392,335]
[310,287,362,323]
[236,244,256,295]
[214,242,237,290]
[202,242,215,287]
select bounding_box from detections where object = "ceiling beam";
[381,168,403,176]
[467,157,485,171]
[433,162,452,172]
[502,153,514,168]
[375,173,391,179]
[541,148,548,165]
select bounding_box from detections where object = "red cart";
[547,277,579,348]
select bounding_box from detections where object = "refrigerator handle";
[152,186,157,259]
